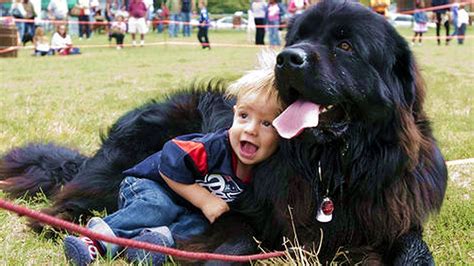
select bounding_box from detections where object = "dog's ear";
[284,14,301,47]
[391,37,418,109]
[390,33,430,168]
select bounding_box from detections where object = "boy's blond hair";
[226,50,283,112]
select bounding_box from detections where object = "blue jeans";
[181,12,191,37]
[168,13,180,37]
[268,20,281,46]
[451,18,458,37]
[457,23,466,44]
[157,21,164,33]
[78,15,91,38]
[88,176,209,255]
[15,21,24,43]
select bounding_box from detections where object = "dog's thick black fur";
[0,1,447,264]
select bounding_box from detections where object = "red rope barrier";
[400,0,473,14]
[0,46,19,54]
[0,198,285,262]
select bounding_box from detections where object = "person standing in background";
[47,0,68,21]
[28,0,41,25]
[128,0,148,46]
[144,0,154,30]
[266,0,284,48]
[155,3,169,33]
[411,0,428,46]
[10,0,26,43]
[77,0,91,40]
[456,4,469,45]
[288,0,309,16]
[431,0,450,45]
[89,0,100,34]
[197,0,210,49]
[251,0,267,45]
[166,0,180,37]
[105,0,119,21]
[181,0,194,37]
[22,0,36,44]
[105,0,119,33]
[450,1,459,39]
[47,0,68,33]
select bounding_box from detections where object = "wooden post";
[0,24,19,58]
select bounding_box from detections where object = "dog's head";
[274,0,420,143]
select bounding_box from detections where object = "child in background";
[412,1,429,46]
[33,26,52,56]
[456,4,469,45]
[63,52,284,265]
[197,0,210,49]
[109,14,127,49]
[51,25,81,55]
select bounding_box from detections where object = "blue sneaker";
[125,230,174,265]
[64,236,102,266]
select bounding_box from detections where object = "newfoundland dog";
[0,1,447,264]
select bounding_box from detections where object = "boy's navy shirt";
[123,129,250,204]
[198,7,209,29]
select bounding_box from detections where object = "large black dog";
[0,1,447,264]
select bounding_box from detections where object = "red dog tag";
[316,197,333,223]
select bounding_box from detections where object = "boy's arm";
[161,173,229,223]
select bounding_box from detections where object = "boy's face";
[229,93,280,167]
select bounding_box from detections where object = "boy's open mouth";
[240,141,259,159]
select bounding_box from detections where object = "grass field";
[0,26,473,264]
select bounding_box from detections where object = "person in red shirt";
[128,0,148,46]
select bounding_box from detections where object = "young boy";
[197,0,210,49]
[109,14,127,50]
[63,55,283,265]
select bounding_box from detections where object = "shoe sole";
[64,236,93,266]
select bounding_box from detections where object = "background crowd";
[1,0,471,56]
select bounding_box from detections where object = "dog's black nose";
[276,48,307,69]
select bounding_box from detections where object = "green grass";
[0,27,473,264]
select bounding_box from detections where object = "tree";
[207,0,249,14]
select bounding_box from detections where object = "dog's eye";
[337,41,352,52]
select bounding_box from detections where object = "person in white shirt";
[47,0,68,20]
[456,5,469,44]
[33,26,52,56]
[251,0,267,45]
[51,25,81,55]
[10,0,26,42]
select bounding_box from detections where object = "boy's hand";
[201,197,229,223]
[160,173,230,223]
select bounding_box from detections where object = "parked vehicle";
[211,16,248,29]
[388,13,436,28]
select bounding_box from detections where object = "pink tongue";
[241,142,258,154]
[272,100,320,139]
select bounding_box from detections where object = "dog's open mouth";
[274,88,348,139]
